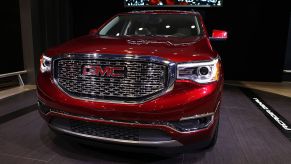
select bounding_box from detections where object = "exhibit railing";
[0,70,27,86]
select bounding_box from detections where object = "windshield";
[99,14,202,38]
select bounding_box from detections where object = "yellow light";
[214,61,221,81]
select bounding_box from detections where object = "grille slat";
[51,118,172,142]
[70,121,140,141]
[53,56,170,102]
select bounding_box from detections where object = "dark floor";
[0,85,291,164]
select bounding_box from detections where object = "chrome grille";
[53,54,174,102]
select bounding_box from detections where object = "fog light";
[171,115,213,132]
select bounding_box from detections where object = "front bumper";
[37,70,223,147]
[38,96,221,147]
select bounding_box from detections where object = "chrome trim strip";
[51,53,176,104]
[180,100,220,121]
[49,124,182,147]
[180,112,214,121]
[283,70,291,73]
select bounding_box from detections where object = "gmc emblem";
[82,65,126,78]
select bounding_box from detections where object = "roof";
[125,10,200,15]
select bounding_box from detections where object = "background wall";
[21,0,291,83]
[30,0,73,76]
[284,13,291,81]
[202,2,290,82]
[0,0,24,74]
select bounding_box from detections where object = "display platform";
[0,85,291,163]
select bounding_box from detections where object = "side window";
[106,21,125,36]
[125,21,144,35]
[99,17,125,36]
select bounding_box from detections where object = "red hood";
[46,35,217,63]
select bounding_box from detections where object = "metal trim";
[0,70,27,78]
[49,124,182,147]
[0,70,27,86]
[180,101,220,121]
[180,113,214,121]
[51,53,176,104]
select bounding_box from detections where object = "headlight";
[40,54,52,73]
[177,58,221,84]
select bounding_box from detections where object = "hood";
[46,35,217,63]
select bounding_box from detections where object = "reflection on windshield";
[99,14,202,38]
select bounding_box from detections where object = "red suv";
[37,10,225,149]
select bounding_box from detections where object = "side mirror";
[89,28,98,35]
[209,30,228,41]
